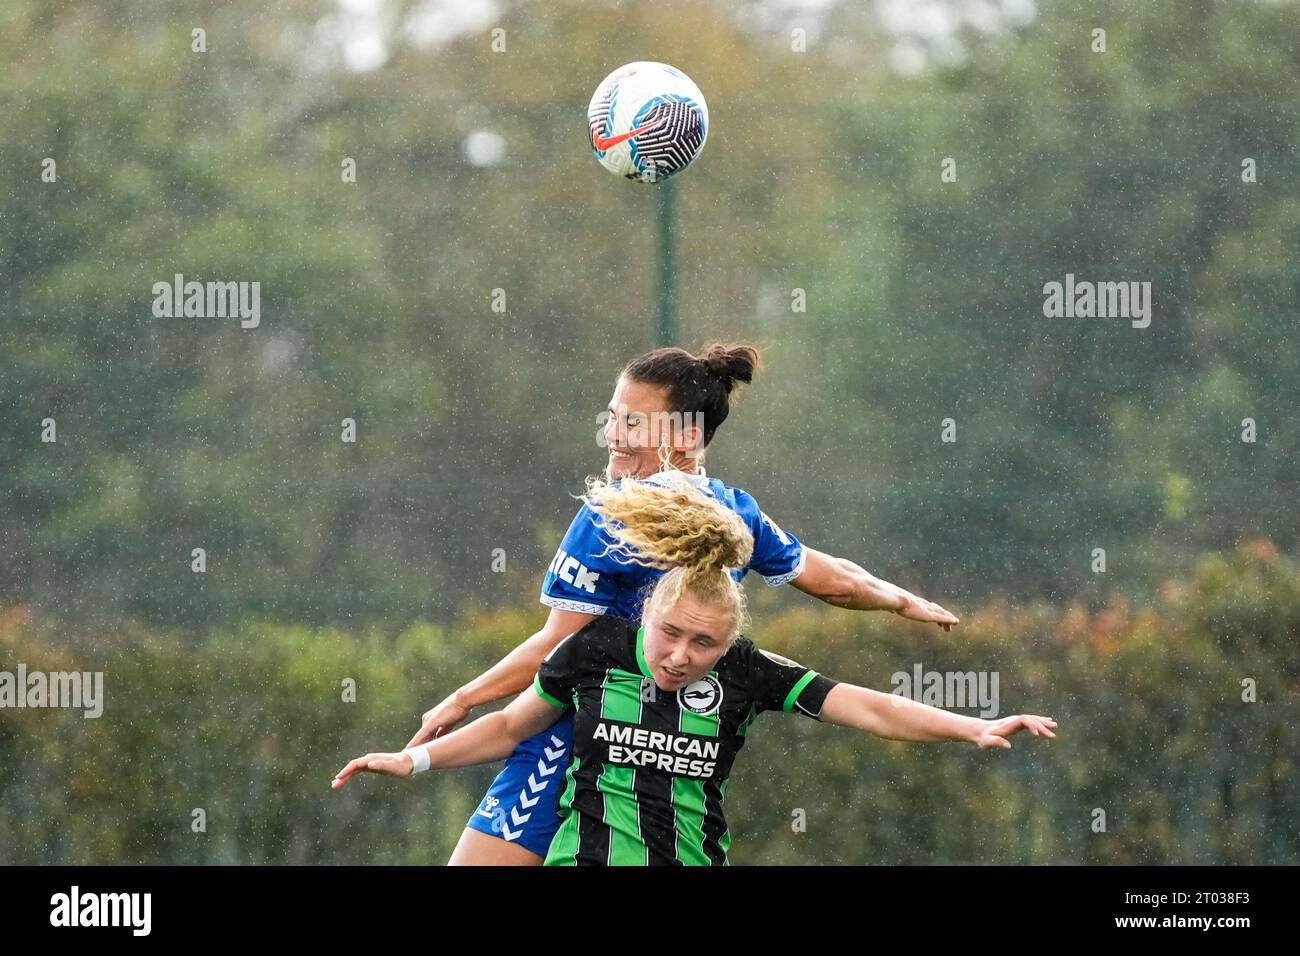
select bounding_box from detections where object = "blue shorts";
[464,716,574,858]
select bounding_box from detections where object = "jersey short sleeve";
[534,630,585,710]
[539,503,626,616]
[737,492,806,587]
[741,641,838,720]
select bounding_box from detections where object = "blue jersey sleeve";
[738,491,806,587]
[539,503,627,616]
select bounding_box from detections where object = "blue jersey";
[539,469,805,622]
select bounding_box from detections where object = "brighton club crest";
[678,675,723,716]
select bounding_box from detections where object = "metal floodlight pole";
[655,176,678,348]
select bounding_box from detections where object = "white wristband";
[402,746,431,774]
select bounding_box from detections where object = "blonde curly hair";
[580,473,754,641]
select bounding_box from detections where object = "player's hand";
[332,752,414,789]
[893,592,960,631]
[973,715,1057,750]
[406,694,470,749]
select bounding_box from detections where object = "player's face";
[602,377,699,480]
[642,594,734,692]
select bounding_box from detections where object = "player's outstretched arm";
[792,548,960,631]
[818,683,1057,749]
[405,607,597,748]
[336,690,564,789]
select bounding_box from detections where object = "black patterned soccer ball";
[587,61,709,184]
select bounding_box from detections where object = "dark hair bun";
[700,343,759,390]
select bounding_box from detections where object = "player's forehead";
[658,595,729,639]
[608,376,672,416]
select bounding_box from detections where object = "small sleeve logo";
[759,510,792,546]
[759,649,801,668]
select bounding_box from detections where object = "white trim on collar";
[643,467,709,488]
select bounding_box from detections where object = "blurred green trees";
[2,541,1296,864]
[3,0,1296,629]
[2,0,1297,863]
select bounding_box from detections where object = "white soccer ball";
[587,62,709,183]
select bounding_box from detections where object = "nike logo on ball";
[592,119,665,151]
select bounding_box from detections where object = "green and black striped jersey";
[533,615,838,866]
